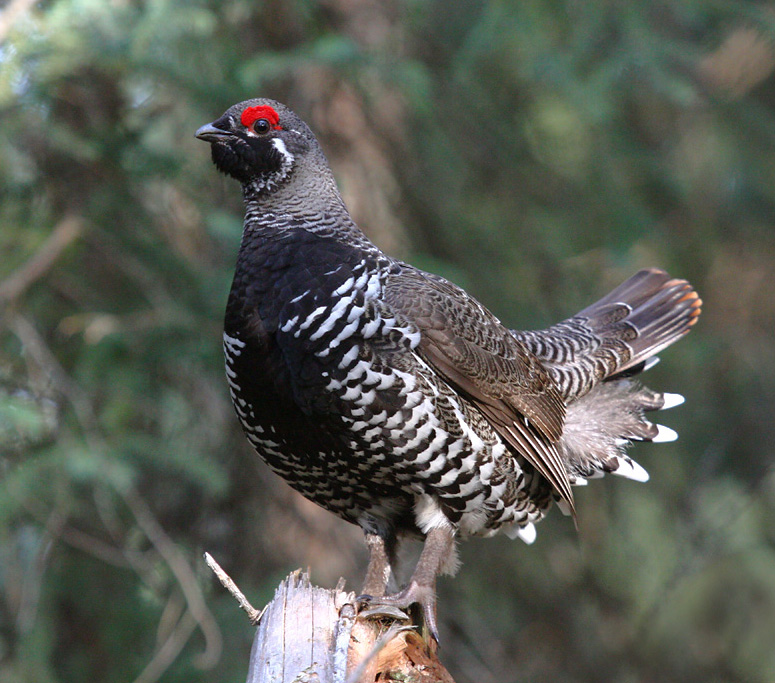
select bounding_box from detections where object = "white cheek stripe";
[272,137,294,164]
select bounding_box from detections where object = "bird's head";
[195,99,315,195]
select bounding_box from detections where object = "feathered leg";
[361,531,396,597]
[360,525,455,644]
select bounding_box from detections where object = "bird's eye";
[252,118,272,135]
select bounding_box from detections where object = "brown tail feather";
[554,269,700,489]
[514,268,702,402]
[510,268,701,524]
[579,268,702,376]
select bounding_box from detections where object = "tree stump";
[217,566,456,683]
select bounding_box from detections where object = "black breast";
[223,227,414,525]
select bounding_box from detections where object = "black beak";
[195,122,233,142]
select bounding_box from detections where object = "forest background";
[2,1,775,681]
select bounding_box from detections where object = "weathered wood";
[241,569,455,683]
[245,570,345,683]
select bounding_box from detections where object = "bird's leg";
[361,531,395,597]
[360,525,454,644]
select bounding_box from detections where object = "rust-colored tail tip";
[685,291,703,326]
[668,280,703,327]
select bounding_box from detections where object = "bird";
[196,98,701,642]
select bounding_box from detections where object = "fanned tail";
[514,268,702,516]
[578,268,702,378]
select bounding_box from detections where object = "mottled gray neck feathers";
[242,154,379,250]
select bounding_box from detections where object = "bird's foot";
[358,582,440,645]
[356,603,411,622]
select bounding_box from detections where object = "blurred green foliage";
[1,0,775,681]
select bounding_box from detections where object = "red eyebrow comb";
[241,105,282,130]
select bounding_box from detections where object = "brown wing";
[384,268,575,515]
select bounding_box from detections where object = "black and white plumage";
[196,99,701,640]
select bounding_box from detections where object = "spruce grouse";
[196,99,701,641]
